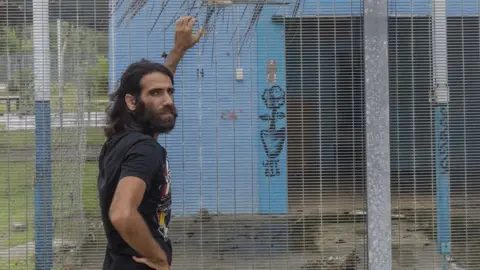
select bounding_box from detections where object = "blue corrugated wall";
[109,0,479,216]
[111,2,266,216]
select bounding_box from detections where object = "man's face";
[132,71,177,134]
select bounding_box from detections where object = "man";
[98,16,202,270]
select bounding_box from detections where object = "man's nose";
[163,93,174,106]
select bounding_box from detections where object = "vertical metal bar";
[363,0,392,268]
[57,19,64,128]
[33,0,53,268]
[432,0,451,265]
[109,0,116,95]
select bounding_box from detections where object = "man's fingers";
[176,16,190,28]
[182,16,192,28]
[132,256,150,265]
[194,27,204,42]
[132,256,144,263]
[175,18,183,29]
[187,17,197,28]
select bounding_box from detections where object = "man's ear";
[125,94,136,111]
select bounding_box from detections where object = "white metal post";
[33,0,53,268]
[364,0,393,268]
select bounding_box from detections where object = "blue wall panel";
[111,2,262,215]
[296,0,478,16]
[256,7,288,214]
[109,0,480,216]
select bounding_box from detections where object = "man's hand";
[173,16,203,53]
[109,176,170,270]
[133,256,170,270]
[164,16,203,74]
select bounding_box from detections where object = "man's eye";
[168,89,174,95]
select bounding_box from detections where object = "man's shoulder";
[114,131,155,147]
[104,131,163,158]
[122,132,166,156]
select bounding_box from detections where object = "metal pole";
[33,0,53,268]
[431,0,451,266]
[57,19,64,128]
[108,0,116,95]
[364,0,392,268]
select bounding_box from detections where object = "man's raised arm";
[164,16,203,74]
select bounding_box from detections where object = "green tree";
[89,55,109,97]
[1,26,33,54]
[7,68,35,114]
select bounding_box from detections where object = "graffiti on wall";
[221,110,238,121]
[259,85,286,177]
[220,109,245,121]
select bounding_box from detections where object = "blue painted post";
[256,7,288,214]
[33,0,53,268]
[432,0,451,266]
[435,105,451,259]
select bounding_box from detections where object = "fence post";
[33,0,53,268]
[363,0,392,268]
[108,0,116,94]
[432,0,451,265]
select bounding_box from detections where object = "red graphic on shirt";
[157,155,171,241]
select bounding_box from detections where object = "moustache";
[157,105,178,117]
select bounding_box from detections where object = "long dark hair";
[104,59,174,138]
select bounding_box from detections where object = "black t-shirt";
[97,131,172,270]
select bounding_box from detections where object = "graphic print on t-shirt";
[156,155,171,241]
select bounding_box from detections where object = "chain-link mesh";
[0,0,107,268]
[0,0,479,269]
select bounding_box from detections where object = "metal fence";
[0,0,479,269]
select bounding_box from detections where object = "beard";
[131,100,178,135]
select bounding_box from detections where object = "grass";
[0,161,35,249]
[0,127,105,150]
[0,161,99,243]
[0,255,76,270]
[0,159,99,268]
[0,255,35,270]
[0,103,6,115]
[0,83,107,267]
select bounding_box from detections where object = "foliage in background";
[0,4,109,264]
[89,55,109,97]
[0,23,108,68]
[6,68,35,114]
[0,26,33,54]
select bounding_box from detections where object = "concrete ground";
[1,194,477,269]
[65,194,477,270]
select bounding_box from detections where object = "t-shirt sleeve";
[119,139,164,189]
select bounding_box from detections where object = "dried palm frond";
[114,0,290,55]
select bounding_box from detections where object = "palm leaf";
[148,0,171,35]
[114,0,290,55]
[292,0,301,16]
